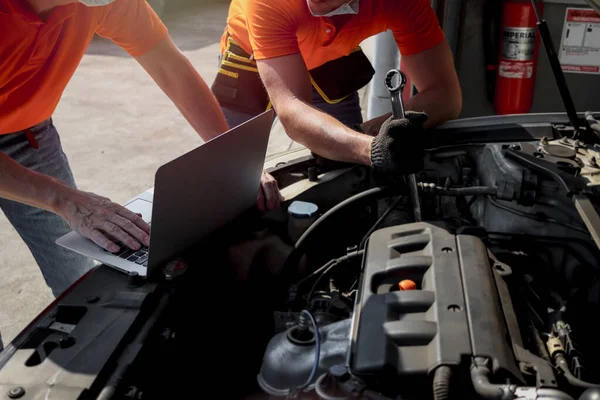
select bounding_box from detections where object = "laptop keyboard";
[102,223,150,267]
[112,245,149,266]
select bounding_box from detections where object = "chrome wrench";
[385,69,422,222]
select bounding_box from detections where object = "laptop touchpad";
[124,198,153,223]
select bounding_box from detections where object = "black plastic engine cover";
[350,222,522,382]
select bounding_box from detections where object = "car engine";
[65,123,600,400]
[253,133,600,400]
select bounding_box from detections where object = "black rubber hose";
[306,250,364,304]
[556,354,600,389]
[359,195,404,250]
[435,186,496,196]
[294,187,386,251]
[282,187,389,275]
[433,366,452,400]
[470,359,516,400]
[470,358,574,400]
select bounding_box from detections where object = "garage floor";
[0,0,374,346]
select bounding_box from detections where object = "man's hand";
[56,189,151,253]
[370,111,429,179]
[0,153,148,254]
[257,170,283,211]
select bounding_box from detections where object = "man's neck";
[26,0,74,17]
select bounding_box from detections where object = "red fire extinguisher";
[494,0,543,115]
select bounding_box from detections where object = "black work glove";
[370,111,428,182]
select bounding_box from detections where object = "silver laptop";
[56,109,274,279]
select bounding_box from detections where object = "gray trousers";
[0,119,96,311]
[0,120,96,350]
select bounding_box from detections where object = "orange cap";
[398,280,417,291]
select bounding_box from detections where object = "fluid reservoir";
[287,201,319,243]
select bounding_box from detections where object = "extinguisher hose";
[482,0,502,103]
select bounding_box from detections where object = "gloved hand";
[369,111,428,181]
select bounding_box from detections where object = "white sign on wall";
[558,7,600,74]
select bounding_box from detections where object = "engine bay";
[118,122,600,400]
[2,118,600,400]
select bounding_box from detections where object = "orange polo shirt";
[0,0,168,134]
[221,0,445,71]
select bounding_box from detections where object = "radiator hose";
[433,366,452,400]
[555,354,600,389]
[470,357,574,400]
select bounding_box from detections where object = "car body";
[1,110,600,400]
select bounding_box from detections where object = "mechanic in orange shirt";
[0,0,281,302]
[212,0,462,177]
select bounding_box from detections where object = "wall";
[457,0,600,118]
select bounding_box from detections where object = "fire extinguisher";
[493,0,543,115]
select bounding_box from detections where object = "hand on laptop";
[257,170,283,212]
[57,188,151,253]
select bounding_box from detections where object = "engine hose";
[294,187,387,251]
[283,187,390,274]
[294,310,321,392]
[433,366,452,400]
[359,195,404,250]
[314,374,349,400]
[470,358,574,400]
[556,354,600,389]
[306,250,364,304]
[418,183,496,196]
[534,389,576,400]
[470,358,517,400]
[586,112,600,138]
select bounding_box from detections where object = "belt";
[224,33,253,59]
[6,118,52,149]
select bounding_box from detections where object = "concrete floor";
[0,0,375,346]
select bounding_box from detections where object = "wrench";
[385,69,407,119]
[384,69,422,222]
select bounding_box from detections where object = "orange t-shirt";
[221,0,445,71]
[0,0,168,134]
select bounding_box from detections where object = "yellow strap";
[218,68,239,79]
[309,76,349,105]
[228,35,238,47]
[226,51,256,65]
[221,59,259,73]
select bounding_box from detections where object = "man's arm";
[0,153,150,253]
[403,41,462,127]
[257,54,374,165]
[135,35,230,141]
[137,35,283,211]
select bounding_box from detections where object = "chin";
[307,0,342,14]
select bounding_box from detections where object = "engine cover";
[350,222,523,383]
